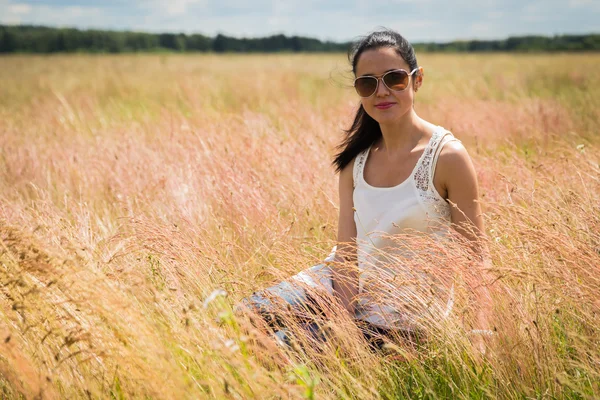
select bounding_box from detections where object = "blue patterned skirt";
[238,247,426,350]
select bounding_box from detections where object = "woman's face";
[354,47,422,125]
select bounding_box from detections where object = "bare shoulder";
[434,138,478,198]
[438,139,476,174]
[439,139,470,163]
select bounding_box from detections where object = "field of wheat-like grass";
[0,53,599,399]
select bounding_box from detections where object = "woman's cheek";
[361,101,375,118]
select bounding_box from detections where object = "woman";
[241,29,493,351]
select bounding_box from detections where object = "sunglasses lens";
[354,77,377,97]
[383,70,410,91]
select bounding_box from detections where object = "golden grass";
[0,53,599,399]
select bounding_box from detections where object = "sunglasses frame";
[353,68,420,98]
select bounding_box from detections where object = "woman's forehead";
[355,47,409,76]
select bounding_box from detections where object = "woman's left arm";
[436,141,494,337]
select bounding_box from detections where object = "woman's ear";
[414,66,424,92]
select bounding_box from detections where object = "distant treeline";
[1,25,599,53]
[0,25,347,53]
[415,35,600,52]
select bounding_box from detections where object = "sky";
[0,0,599,43]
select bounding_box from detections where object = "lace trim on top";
[413,129,454,221]
[353,149,367,188]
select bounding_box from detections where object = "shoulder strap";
[414,127,458,193]
[428,130,461,189]
[352,148,369,188]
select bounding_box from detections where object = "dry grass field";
[0,53,599,399]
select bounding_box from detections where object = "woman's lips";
[375,102,396,110]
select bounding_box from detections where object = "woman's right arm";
[333,162,359,316]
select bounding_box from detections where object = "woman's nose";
[375,78,390,97]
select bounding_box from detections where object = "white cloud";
[0,1,104,27]
[487,11,504,19]
[8,2,31,14]
[470,22,493,36]
[64,6,88,18]
[568,0,600,11]
[568,0,593,6]
[266,16,291,28]
[162,0,205,16]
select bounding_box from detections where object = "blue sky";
[0,0,598,42]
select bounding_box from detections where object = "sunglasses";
[353,68,420,98]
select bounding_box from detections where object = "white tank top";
[352,125,459,330]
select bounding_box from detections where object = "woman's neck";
[377,110,428,154]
